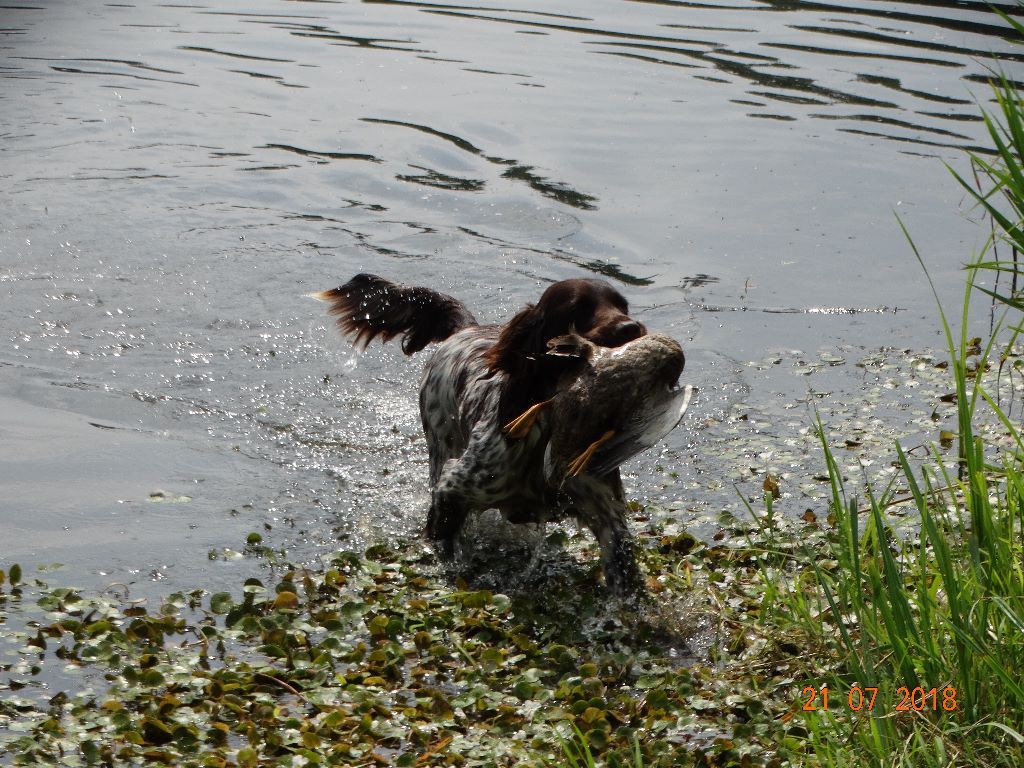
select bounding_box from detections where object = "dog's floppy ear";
[486,304,583,425]
[484,303,546,375]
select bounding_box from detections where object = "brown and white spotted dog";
[317,273,648,596]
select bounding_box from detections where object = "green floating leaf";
[209,592,234,614]
[141,716,175,746]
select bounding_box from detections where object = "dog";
[317,273,653,595]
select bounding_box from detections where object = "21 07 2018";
[800,685,959,713]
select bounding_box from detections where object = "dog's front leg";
[594,520,644,598]
[566,475,645,598]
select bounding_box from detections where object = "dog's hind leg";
[427,459,471,558]
[425,426,512,559]
[427,493,468,559]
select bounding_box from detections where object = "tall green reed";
[769,12,1024,762]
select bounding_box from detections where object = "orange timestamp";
[801,685,959,713]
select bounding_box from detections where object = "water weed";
[2,528,819,767]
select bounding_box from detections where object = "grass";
[756,15,1024,764]
[769,333,1024,766]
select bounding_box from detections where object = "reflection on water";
[1,0,1022,592]
[363,117,599,208]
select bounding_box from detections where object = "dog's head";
[529,279,646,347]
[485,278,646,421]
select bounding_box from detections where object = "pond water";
[2,0,1023,598]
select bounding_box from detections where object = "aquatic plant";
[951,11,1024,313]
[1,524,823,767]
[762,13,1024,763]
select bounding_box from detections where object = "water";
[1,0,1022,596]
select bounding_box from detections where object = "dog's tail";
[314,273,478,355]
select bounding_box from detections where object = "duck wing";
[585,384,693,476]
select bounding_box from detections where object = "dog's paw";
[427,532,456,561]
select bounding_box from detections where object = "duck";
[504,331,692,483]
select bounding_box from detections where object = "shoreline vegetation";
[4,14,1024,768]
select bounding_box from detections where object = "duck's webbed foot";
[567,430,615,477]
[503,398,554,438]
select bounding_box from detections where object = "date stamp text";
[801,685,959,713]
